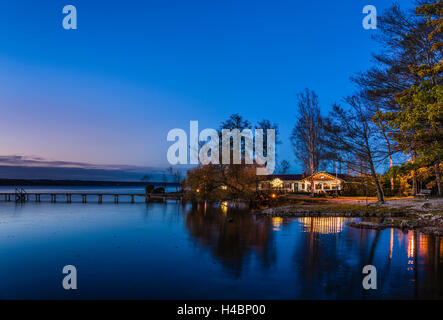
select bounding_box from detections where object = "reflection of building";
[271,217,283,231]
[298,217,345,234]
[220,201,228,215]
[406,232,415,271]
[258,172,346,193]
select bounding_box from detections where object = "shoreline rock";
[255,204,443,236]
[255,205,405,218]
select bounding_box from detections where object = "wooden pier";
[0,192,183,204]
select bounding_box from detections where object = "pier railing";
[1,191,183,204]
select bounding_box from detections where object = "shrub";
[145,185,155,194]
[153,187,165,194]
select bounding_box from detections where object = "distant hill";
[0,165,184,182]
[0,178,179,187]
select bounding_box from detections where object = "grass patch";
[269,202,407,216]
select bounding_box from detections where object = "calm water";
[0,187,442,299]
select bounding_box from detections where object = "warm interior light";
[271,178,283,188]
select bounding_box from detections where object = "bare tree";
[323,96,386,203]
[167,166,184,191]
[291,88,325,196]
[277,160,290,174]
[173,170,183,191]
[162,171,168,190]
[352,3,441,195]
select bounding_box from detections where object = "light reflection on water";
[0,197,442,299]
[298,217,345,234]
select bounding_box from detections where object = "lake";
[0,187,442,299]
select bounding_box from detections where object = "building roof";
[261,174,303,181]
[262,171,349,182]
[300,171,347,182]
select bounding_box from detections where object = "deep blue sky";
[0,0,413,173]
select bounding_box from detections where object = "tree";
[256,119,281,150]
[167,166,183,191]
[354,1,442,196]
[277,160,290,174]
[353,4,424,195]
[291,88,325,196]
[323,96,386,203]
[182,165,225,201]
[218,113,252,164]
[219,113,251,132]
[174,170,183,191]
[162,172,168,189]
[392,81,443,195]
[183,114,281,205]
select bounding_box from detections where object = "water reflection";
[185,203,276,277]
[1,200,442,299]
[271,217,283,231]
[297,217,345,234]
[184,204,443,299]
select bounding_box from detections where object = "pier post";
[131,195,134,203]
[82,194,87,203]
[98,195,102,204]
[114,195,119,204]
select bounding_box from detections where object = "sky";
[0,0,413,178]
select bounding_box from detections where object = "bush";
[145,185,155,194]
[153,187,165,194]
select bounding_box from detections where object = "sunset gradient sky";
[0,0,411,175]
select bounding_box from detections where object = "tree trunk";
[310,158,315,197]
[368,157,385,203]
[412,173,417,195]
[381,125,394,192]
[411,152,417,196]
[363,127,384,203]
[310,175,315,197]
[435,162,442,197]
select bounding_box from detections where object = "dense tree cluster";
[291,0,442,202]
[183,1,442,204]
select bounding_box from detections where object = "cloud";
[0,155,153,171]
[0,155,191,181]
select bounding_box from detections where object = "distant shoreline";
[0,179,179,187]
